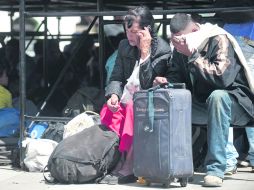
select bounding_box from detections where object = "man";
[154,13,254,187]
[100,6,171,184]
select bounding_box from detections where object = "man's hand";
[137,27,152,59]
[171,35,195,57]
[153,76,168,86]
[107,94,120,113]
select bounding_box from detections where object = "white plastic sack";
[63,111,100,139]
[23,138,58,172]
[121,61,141,104]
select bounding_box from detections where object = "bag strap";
[144,89,154,133]
[145,83,186,133]
[43,165,56,183]
[78,88,101,110]
[84,110,99,116]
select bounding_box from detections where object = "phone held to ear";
[146,25,152,32]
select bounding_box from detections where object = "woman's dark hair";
[124,6,155,36]
[124,6,158,56]
[170,13,193,34]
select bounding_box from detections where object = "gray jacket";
[105,37,171,99]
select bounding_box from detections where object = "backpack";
[41,122,66,143]
[62,86,105,117]
[47,124,120,184]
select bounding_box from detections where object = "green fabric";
[147,90,154,132]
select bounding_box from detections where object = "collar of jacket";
[150,36,158,58]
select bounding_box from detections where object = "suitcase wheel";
[179,177,188,187]
[145,181,151,186]
[162,181,171,188]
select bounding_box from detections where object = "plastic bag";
[63,111,100,139]
[23,138,58,172]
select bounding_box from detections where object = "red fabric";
[100,101,134,152]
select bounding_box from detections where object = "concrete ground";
[0,165,254,190]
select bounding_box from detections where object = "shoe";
[224,166,237,175]
[118,174,137,184]
[203,175,223,187]
[99,174,118,185]
[237,160,250,167]
[251,166,254,173]
[98,173,137,185]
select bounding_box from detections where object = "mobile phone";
[141,25,151,31]
[146,25,152,32]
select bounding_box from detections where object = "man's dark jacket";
[166,34,254,121]
[105,37,171,99]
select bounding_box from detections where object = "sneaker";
[98,173,137,185]
[98,174,118,185]
[203,175,223,187]
[237,160,250,167]
[118,174,137,184]
[224,166,237,175]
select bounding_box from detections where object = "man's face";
[125,21,143,47]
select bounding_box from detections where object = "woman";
[100,6,171,184]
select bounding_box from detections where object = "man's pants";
[192,90,251,179]
[246,127,254,167]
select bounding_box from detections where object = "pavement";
[0,165,254,190]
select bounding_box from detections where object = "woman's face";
[125,21,143,48]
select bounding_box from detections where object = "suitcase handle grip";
[148,83,186,92]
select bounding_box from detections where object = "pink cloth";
[100,101,134,152]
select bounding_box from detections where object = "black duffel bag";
[46,124,120,184]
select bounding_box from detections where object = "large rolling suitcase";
[133,83,193,187]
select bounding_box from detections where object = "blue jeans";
[246,127,254,166]
[192,103,239,173]
[225,128,238,172]
[225,127,254,170]
[204,90,251,179]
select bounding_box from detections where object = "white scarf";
[184,23,254,93]
[120,61,141,104]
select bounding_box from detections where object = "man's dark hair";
[170,13,193,34]
[124,6,155,34]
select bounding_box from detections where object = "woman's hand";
[153,76,168,86]
[137,27,152,60]
[107,94,120,112]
